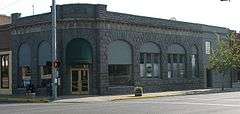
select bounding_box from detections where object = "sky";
[0,0,239,31]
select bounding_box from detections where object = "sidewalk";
[54,88,226,103]
[0,95,50,103]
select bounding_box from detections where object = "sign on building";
[205,41,211,54]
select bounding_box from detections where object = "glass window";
[153,54,159,63]
[179,54,185,63]
[140,64,145,77]
[108,64,131,85]
[173,54,178,63]
[146,53,151,63]
[167,54,186,78]
[153,64,160,77]
[191,54,198,77]
[153,54,160,77]
[168,54,171,63]
[146,63,153,77]
[40,61,52,80]
[140,53,145,64]
[1,55,9,89]
[168,63,172,78]
[109,65,131,76]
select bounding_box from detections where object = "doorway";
[71,67,89,95]
[206,69,212,88]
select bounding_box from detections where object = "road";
[1,92,240,114]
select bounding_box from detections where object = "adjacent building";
[0,4,235,96]
[0,15,12,95]
[0,15,11,25]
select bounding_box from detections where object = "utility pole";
[51,0,58,100]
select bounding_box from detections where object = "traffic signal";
[53,59,61,69]
[46,61,52,74]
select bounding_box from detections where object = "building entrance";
[71,65,89,95]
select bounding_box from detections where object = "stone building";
[0,17,12,95]
[0,15,11,25]
[0,4,235,95]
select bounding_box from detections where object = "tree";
[209,32,236,90]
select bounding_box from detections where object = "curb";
[0,98,50,103]
[111,89,222,101]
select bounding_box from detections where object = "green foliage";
[209,32,239,73]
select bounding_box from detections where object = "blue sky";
[0,0,239,31]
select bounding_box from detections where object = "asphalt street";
[1,91,240,114]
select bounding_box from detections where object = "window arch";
[167,44,186,78]
[38,41,52,87]
[191,46,199,77]
[18,43,31,87]
[108,40,132,85]
[139,42,161,78]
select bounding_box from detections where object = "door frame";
[70,68,90,95]
[206,69,212,88]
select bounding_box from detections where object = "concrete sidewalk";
[54,88,226,103]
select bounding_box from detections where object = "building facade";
[0,15,11,25]
[0,4,234,96]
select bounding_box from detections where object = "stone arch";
[38,41,52,86]
[140,42,161,53]
[191,45,199,77]
[66,38,93,65]
[108,40,132,64]
[18,43,31,87]
[167,44,186,54]
[167,44,186,78]
[139,42,161,78]
[18,43,31,67]
[108,40,133,86]
[38,41,51,65]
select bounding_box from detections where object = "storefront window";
[140,53,160,78]
[167,44,186,78]
[1,55,9,89]
[108,65,131,85]
[167,54,185,78]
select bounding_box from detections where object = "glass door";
[71,70,80,94]
[71,68,89,95]
[80,69,89,94]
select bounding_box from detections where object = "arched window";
[191,46,198,77]
[108,40,132,85]
[167,44,186,78]
[38,41,51,87]
[140,42,160,78]
[18,43,31,87]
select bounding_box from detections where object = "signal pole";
[51,0,58,100]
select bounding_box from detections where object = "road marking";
[119,101,240,107]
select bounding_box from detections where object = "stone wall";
[10,4,231,95]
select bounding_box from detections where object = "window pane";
[108,65,131,85]
[146,53,151,63]
[179,63,185,77]
[140,64,145,77]
[168,71,172,78]
[140,53,145,64]
[173,63,178,77]
[168,54,171,63]
[153,64,160,77]
[146,63,153,77]
[154,54,159,63]
[108,65,130,76]
[173,54,178,63]
[1,55,9,89]
[179,54,185,63]
[168,63,172,78]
